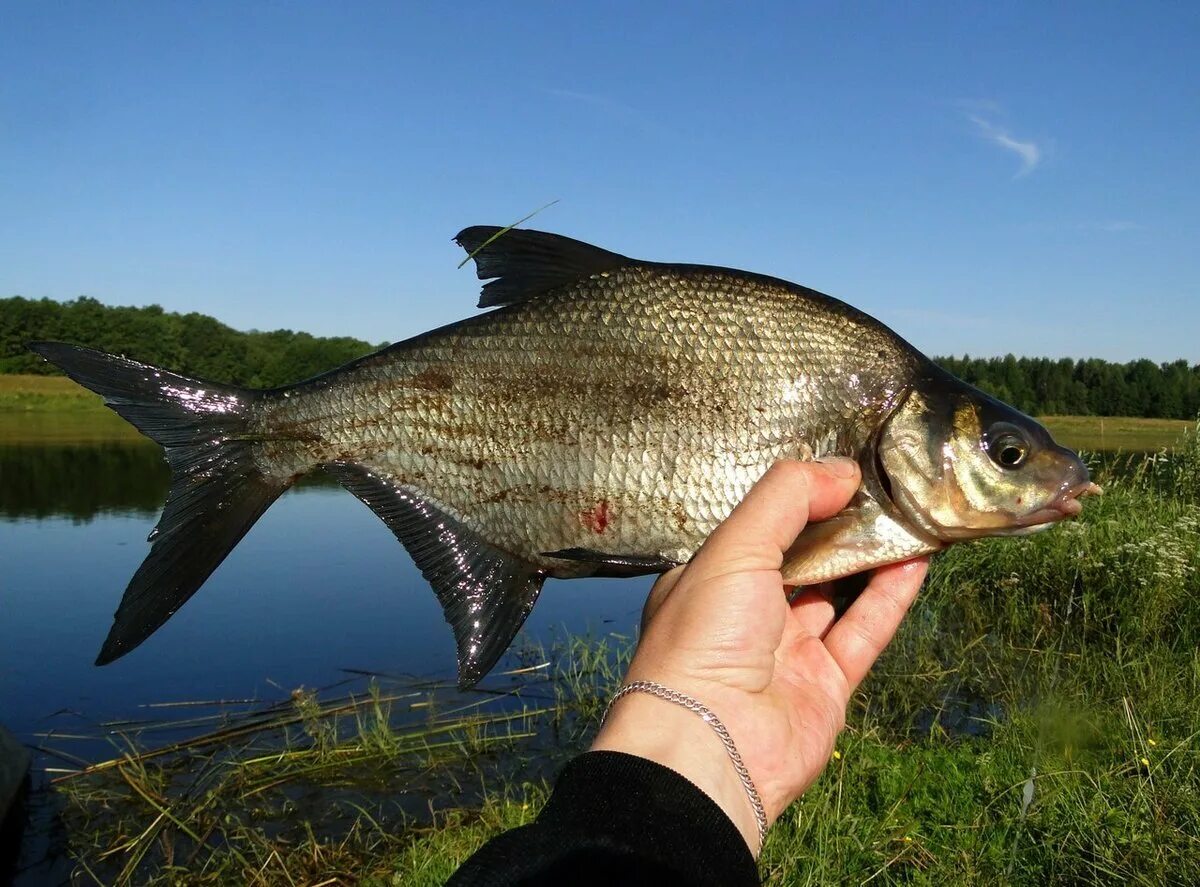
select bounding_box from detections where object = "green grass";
[1039,414,1192,452]
[49,426,1200,884]
[0,374,101,408]
[50,643,630,886]
[0,375,144,443]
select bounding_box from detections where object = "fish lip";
[1016,480,1103,528]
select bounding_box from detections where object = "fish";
[29,225,1100,688]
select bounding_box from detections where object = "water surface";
[1,442,650,762]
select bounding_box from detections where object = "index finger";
[822,557,928,692]
[688,458,862,580]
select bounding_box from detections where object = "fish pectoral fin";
[324,463,544,690]
[454,226,631,308]
[781,493,943,586]
[542,548,681,577]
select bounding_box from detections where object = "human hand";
[590,458,929,853]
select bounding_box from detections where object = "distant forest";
[1,296,378,388]
[2,296,1198,418]
[937,355,1200,420]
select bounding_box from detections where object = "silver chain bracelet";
[602,679,769,852]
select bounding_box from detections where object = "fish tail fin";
[27,342,295,665]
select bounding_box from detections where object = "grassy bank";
[46,429,1200,884]
[0,375,145,444]
[1039,414,1194,452]
[0,374,1194,450]
[0,374,101,410]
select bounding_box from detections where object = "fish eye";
[986,427,1029,469]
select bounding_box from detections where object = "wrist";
[590,687,763,854]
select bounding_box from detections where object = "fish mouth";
[1015,480,1103,528]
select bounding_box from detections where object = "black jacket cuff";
[447,750,759,886]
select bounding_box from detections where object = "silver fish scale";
[256,266,917,573]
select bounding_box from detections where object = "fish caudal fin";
[27,342,292,665]
[324,462,544,689]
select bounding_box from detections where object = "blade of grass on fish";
[456,199,560,269]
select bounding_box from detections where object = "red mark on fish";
[581,500,611,534]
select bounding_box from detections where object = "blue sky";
[2,3,1196,362]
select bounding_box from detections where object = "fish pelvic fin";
[780,487,943,585]
[454,226,630,308]
[27,342,293,665]
[542,547,681,577]
[323,462,544,689]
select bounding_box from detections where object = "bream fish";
[30,226,1099,687]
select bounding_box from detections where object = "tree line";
[937,355,1200,420]
[1,296,379,388]
[2,296,1197,418]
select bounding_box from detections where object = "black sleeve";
[446,750,759,887]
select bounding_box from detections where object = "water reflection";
[1,442,167,521]
[0,443,338,522]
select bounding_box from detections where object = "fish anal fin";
[454,226,631,308]
[543,548,680,577]
[324,462,544,689]
[781,490,943,586]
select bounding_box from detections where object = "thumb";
[686,458,861,582]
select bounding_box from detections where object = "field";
[41,425,1200,885]
[0,374,1193,451]
[0,375,158,444]
[0,373,100,406]
[1039,414,1194,453]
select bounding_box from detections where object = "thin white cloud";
[968,114,1043,178]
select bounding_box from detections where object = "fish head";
[876,368,1099,542]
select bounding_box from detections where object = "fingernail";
[815,456,859,478]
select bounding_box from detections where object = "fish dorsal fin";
[324,462,544,689]
[454,226,631,308]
